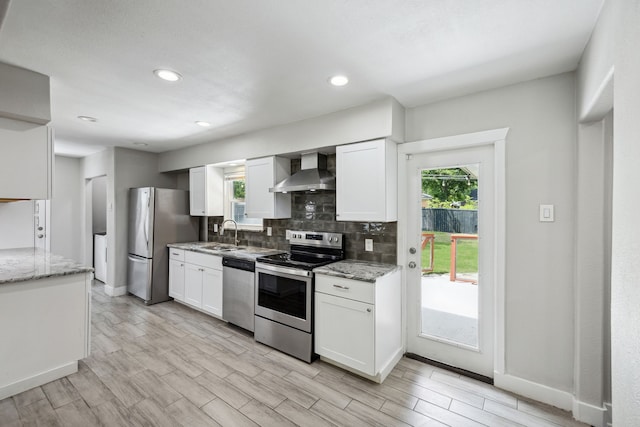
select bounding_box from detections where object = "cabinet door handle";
[366,308,372,313]
[199,268,204,272]
[333,284,350,290]
[172,252,179,256]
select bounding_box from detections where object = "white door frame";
[397,128,508,377]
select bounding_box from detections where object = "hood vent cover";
[269,152,335,193]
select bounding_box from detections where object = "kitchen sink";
[202,244,246,251]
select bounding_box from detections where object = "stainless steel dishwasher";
[222,257,255,332]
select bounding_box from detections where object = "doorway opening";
[400,128,507,379]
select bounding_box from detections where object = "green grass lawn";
[421,231,478,274]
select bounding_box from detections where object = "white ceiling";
[0,0,603,157]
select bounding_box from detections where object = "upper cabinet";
[245,156,291,219]
[0,122,53,200]
[189,165,223,216]
[336,139,397,222]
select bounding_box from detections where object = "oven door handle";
[255,263,312,278]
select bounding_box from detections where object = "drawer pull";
[333,284,350,290]
[172,252,180,256]
[366,308,372,313]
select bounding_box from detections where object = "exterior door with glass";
[405,144,495,378]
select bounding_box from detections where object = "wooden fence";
[422,208,478,234]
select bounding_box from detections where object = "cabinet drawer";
[315,275,374,304]
[185,251,222,270]
[169,248,185,261]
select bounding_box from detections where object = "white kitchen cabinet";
[168,249,185,301]
[0,122,53,200]
[314,269,402,383]
[336,138,397,222]
[245,156,291,219]
[184,263,204,308]
[93,234,107,283]
[201,267,223,317]
[189,165,223,216]
[179,251,223,318]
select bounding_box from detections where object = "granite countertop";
[313,259,400,282]
[0,248,93,285]
[168,242,284,261]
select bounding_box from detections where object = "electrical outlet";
[267,226,272,236]
[213,223,218,232]
[365,239,374,251]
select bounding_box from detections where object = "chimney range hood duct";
[269,152,335,193]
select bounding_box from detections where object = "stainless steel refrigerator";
[127,187,199,304]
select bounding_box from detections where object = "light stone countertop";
[167,241,284,261]
[0,248,93,285]
[313,259,400,282]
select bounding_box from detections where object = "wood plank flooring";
[0,282,589,426]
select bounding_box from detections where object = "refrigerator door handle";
[143,192,150,249]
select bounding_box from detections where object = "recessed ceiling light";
[132,142,148,147]
[153,69,182,82]
[195,121,211,127]
[329,75,349,87]
[77,115,97,122]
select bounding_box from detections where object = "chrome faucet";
[220,219,239,246]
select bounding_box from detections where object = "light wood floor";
[0,282,589,427]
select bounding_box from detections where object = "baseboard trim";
[0,362,78,400]
[604,402,612,427]
[104,285,127,297]
[494,372,573,411]
[573,398,607,427]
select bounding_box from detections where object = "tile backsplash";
[206,156,397,264]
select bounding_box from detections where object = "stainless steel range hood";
[269,152,335,193]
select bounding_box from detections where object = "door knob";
[409,247,416,254]
[408,261,417,269]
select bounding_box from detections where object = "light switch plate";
[539,204,554,222]
[267,226,272,236]
[213,223,218,232]
[365,239,374,251]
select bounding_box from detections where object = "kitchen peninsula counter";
[0,248,92,400]
[313,259,400,282]
[0,247,93,284]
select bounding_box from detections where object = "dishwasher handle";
[222,257,255,272]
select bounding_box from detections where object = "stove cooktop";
[255,252,338,271]
[256,230,345,271]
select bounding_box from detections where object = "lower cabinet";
[168,249,185,301]
[315,292,375,374]
[314,270,402,383]
[184,263,205,308]
[201,267,222,317]
[169,248,222,318]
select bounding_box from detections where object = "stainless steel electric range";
[254,230,344,363]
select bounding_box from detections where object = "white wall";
[405,73,577,393]
[611,0,640,424]
[0,200,33,249]
[573,117,610,425]
[92,175,107,234]
[111,147,176,293]
[50,156,83,262]
[577,0,613,122]
[158,97,404,172]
